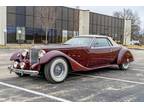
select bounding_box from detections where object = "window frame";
[64,37,93,46]
[91,37,113,48]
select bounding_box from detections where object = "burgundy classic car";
[8,35,134,83]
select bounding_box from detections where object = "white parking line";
[132,63,144,66]
[0,81,71,102]
[72,73,144,85]
[130,66,144,69]
[131,68,144,72]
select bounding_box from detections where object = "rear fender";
[117,47,134,64]
[39,50,89,71]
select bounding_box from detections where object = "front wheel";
[44,57,69,83]
[119,62,130,70]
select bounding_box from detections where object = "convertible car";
[8,35,134,83]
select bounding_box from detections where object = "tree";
[113,9,141,39]
[40,6,56,44]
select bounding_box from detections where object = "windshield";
[64,37,93,46]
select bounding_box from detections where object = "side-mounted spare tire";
[44,57,69,83]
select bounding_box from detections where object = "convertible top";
[79,35,109,38]
[77,35,119,47]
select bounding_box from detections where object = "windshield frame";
[64,37,94,47]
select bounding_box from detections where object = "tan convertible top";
[79,35,109,38]
[78,35,119,47]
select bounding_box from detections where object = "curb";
[128,48,144,50]
[0,45,32,49]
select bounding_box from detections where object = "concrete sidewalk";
[0,44,34,49]
[0,44,144,50]
[126,45,144,50]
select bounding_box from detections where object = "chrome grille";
[30,48,40,64]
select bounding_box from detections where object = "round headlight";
[13,61,19,68]
[38,50,46,58]
[22,49,29,57]
[20,62,25,69]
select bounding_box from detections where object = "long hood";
[32,44,88,50]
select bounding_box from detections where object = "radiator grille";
[30,48,40,64]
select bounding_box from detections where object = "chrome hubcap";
[123,62,129,68]
[54,63,65,77]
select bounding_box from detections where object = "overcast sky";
[71,6,144,32]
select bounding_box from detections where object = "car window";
[92,38,112,47]
[64,37,93,46]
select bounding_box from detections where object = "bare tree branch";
[113,8,141,37]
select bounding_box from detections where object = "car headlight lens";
[38,50,46,58]
[20,62,25,69]
[13,61,19,68]
[22,49,29,57]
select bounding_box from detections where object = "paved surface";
[0,49,144,102]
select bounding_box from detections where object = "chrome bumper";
[8,65,39,76]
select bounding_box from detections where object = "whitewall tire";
[44,57,69,83]
[119,62,130,70]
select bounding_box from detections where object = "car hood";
[32,44,88,50]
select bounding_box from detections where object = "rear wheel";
[44,57,69,83]
[119,62,130,70]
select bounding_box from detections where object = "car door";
[66,48,88,67]
[88,37,113,68]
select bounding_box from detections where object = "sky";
[71,6,144,33]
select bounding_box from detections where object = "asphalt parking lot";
[0,49,144,102]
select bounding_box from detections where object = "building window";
[16,6,26,15]
[7,26,16,43]
[26,6,34,16]
[7,6,16,13]
[16,15,26,26]
[7,14,16,26]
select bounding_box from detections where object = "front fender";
[39,50,89,71]
[117,47,134,64]
[10,51,22,61]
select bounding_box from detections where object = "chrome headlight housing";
[20,62,25,69]
[21,49,29,57]
[13,61,19,68]
[38,50,46,58]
